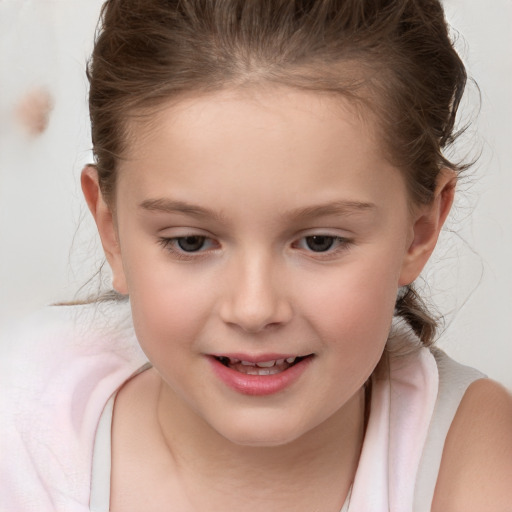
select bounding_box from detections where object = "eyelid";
[157,234,220,260]
[293,235,349,248]
[292,233,353,258]
[156,229,353,261]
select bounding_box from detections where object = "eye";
[158,235,218,256]
[293,234,351,256]
[176,235,207,252]
[303,235,336,252]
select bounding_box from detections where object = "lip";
[208,353,313,396]
[209,352,308,363]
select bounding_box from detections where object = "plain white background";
[0,0,510,389]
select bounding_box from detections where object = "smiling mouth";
[214,356,310,375]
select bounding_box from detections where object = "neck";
[156,380,365,511]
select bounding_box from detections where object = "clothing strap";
[412,348,486,511]
[89,394,115,512]
[89,362,152,512]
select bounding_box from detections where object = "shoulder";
[0,302,148,510]
[1,301,144,371]
[1,301,147,422]
[432,378,512,512]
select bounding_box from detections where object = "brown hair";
[87,0,469,345]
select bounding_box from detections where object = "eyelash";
[157,234,352,260]
[157,235,218,260]
[292,235,351,257]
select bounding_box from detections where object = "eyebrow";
[139,198,228,223]
[287,200,377,220]
[139,198,376,222]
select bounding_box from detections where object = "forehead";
[126,85,377,157]
[116,86,406,214]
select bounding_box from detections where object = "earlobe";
[399,169,456,286]
[81,165,128,295]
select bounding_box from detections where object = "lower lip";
[208,356,313,396]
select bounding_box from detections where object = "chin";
[225,431,302,448]
[213,413,312,448]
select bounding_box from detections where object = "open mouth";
[214,355,311,375]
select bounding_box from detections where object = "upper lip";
[209,353,312,363]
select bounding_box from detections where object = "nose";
[219,252,293,333]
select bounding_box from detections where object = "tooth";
[241,360,256,366]
[256,360,276,368]
[286,357,296,364]
[276,359,285,365]
[229,358,240,364]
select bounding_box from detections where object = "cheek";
[297,255,400,331]
[295,254,401,374]
[122,250,214,356]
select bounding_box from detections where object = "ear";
[399,169,456,286]
[81,165,128,295]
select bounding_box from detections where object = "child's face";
[104,87,427,446]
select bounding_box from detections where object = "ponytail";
[394,285,438,347]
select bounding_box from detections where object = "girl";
[2,1,511,511]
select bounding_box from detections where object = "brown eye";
[177,236,207,252]
[304,235,335,252]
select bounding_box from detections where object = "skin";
[82,86,511,511]
[432,379,512,511]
